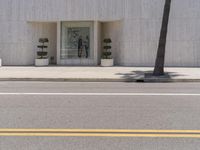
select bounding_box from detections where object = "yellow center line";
[0,129,200,138]
[1,129,200,133]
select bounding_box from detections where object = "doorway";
[58,21,97,66]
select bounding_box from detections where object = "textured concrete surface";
[0,66,199,82]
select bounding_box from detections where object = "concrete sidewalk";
[0,66,199,82]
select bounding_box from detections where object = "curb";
[144,78,200,83]
[0,78,199,82]
[0,78,136,82]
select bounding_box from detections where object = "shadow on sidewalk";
[116,70,186,82]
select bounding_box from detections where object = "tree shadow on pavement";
[116,70,186,82]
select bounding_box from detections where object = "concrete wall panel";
[0,0,200,66]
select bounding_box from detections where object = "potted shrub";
[101,38,114,67]
[35,38,49,66]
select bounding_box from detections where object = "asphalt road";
[0,81,200,150]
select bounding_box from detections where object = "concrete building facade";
[0,0,200,66]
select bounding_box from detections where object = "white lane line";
[0,93,199,96]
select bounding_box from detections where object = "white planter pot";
[35,58,49,66]
[101,59,114,67]
[0,59,2,66]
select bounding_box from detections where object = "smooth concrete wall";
[0,0,200,66]
[166,0,200,66]
[122,0,165,66]
[122,0,200,67]
[0,21,33,65]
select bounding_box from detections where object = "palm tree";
[153,0,172,76]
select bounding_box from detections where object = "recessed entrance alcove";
[100,21,122,65]
[28,22,57,65]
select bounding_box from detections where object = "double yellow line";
[1,129,200,138]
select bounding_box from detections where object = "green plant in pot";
[37,38,49,59]
[101,38,114,67]
[102,38,112,59]
[35,38,49,66]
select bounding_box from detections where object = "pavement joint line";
[0,93,200,96]
[1,129,200,138]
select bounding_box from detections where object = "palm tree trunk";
[153,0,171,76]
